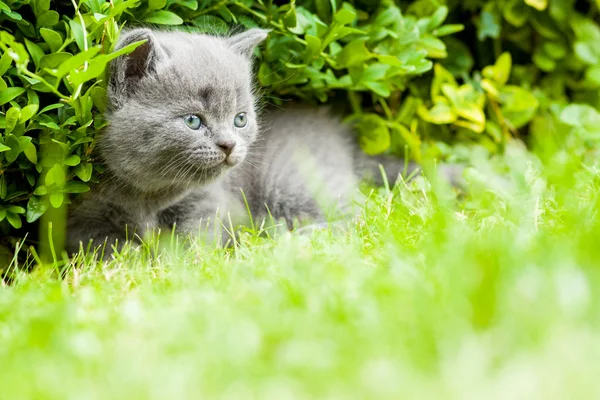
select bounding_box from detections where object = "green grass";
[2,141,600,399]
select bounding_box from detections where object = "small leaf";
[40,52,72,70]
[24,39,45,69]
[69,18,90,51]
[27,195,49,223]
[336,39,372,67]
[0,52,12,75]
[0,87,25,106]
[23,142,38,164]
[4,107,21,133]
[418,103,457,124]
[18,104,39,124]
[45,164,66,187]
[145,10,184,25]
[4,134,21,163]
[482,52,512,86]
[525,0,547,11]
[74,162,93,182]
[50,192,64,208]
[34,185,48,196]
[192,15,228,33]
[148,0,166,9]
[63,154,81,166]
[7,206,25,214]
[333,8,355,25]
[64,181,90,193]
[36,10,59,27]
[40,28,63,52]
[428,6,448,30]
[6,213,22,229]
[477,10,501,41]
[355,114,391,155]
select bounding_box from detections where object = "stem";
[71,0,89,99]
[22,70,69,100]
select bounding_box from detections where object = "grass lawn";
[1,142,599,399]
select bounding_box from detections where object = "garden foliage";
[0,0,599,237]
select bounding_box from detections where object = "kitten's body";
[67,29,420,254]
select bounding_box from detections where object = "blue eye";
[234,112,247,128]
[184,115,202,130]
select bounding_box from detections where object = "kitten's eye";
[234,112,248,128]
[184,115,203,130]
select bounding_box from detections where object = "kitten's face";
[102,29,267,193]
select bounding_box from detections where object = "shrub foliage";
[0,0,599,238]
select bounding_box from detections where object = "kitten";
[66,28,449,255]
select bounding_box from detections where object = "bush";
[0,0,599,243]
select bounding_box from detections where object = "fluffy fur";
[67,28,432,255]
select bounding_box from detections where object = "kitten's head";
[102,28,268,192]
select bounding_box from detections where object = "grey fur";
[66,28,448,256]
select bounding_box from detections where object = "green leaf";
[0,143,10,153]
[18,104,39,124]
[31,0,51,16]
[355,114,391,155]
[34,185,48,196]
[192,15,228,33]
[0,51,12,75]
[499,86,539,128]
[336,39,372,67]
[482,52,512,86]
[525,0,547,11]
[40,28,63,53]
[428,6,448,30]
[6,213,22,229]
[49,192,64,208]
[69,18,91,52]
[24,39,45,68]
[23,142,38,164]
[560,104,600,127]
[333,8,355,25]
[176,0,198,10]
[477,10,501,41]
[0,209,5,221]
[148,0,167,9]
[74,163,93,182]
[40,52,72,70]
[64,181,90,193]
[0,87,25,106]
[36,10,59,27]
[4,134,22,163]
[145,10,184,25]
[39,103,64,114]
[418,103,457,124]
[45,164,66,187]
[433,24,464,37]
[7,206,26,214]
[50,48,100,79]
[4,107,21,133]
[63,154,81,166]
[26,195,49,223]
[282,0,297,29]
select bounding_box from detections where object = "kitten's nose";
[217,140,236,156]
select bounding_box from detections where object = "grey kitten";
[66,28,446,255]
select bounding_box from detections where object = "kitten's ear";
[227,29,269,57]
[108,29,166,108]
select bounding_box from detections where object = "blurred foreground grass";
[1,140,600,399]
